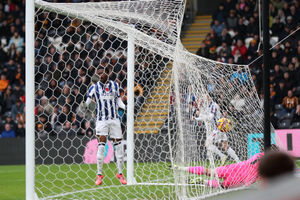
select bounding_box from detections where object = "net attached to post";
[34,0,280,199]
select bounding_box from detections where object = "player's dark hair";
[258,151,295,179]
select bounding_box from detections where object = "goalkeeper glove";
[188,177,204,184]
[169,164,183,171]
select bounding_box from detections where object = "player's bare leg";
[113,138,127,185]
[95,135,107,185]
[207,144,227,164]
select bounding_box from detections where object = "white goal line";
[40,182,205,200]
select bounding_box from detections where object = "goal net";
[33,0,279,199]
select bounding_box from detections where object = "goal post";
[126,35,135,185]
[25,0,36,200]
[30,0,282,199]
[33,1,185,199]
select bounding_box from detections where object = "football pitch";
[1,161,300,200]
[0,162,176,200]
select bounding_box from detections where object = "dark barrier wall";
[197,0,223,15]
[35,130,172,165]
[0,138,25,165]
[35,132,91,165]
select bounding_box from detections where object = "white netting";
[34,0,279,199]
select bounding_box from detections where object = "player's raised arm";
[81,74,99,111]
[115,82,126,110]
[81,83,95,111]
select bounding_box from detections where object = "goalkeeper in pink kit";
[190,152,263,188]
[176,145,279,188]
[176,151,274,188]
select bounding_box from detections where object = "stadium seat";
[270,36,279,47]
[278,119,292,129]
[278,122,290,129]
[274,110,284,119]
[245,37,253,48]
[274,104,283,110]
[291,122,300,129]
[282,112,294,120]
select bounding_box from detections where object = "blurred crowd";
[0,0,299,138]
[197,0,300,129]
[0,0,26,138]
[0,0,168,138]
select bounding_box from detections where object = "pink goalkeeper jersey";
[215,152,264,188]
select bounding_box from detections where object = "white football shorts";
[96,118,122,139]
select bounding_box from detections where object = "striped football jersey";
[87,80,121,121]
[208,101,221,130]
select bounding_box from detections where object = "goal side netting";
[33,0,280,199]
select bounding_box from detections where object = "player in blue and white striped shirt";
[82,68,127,185]
[195,96,240,164]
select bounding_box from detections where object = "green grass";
[35,162,175,199]
[0,165,25,200]
[1,161,300,200]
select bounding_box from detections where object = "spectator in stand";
[272,0,284,10]
[15,122,25,137]
[282,72,295,91]
[287,63,297,81]
[291,57,299,69]
[236,18,247,39]
[0,74,9,94]
[231,67,249,85]
[282,90,298,115]
[204,0,300,128]
[13,84,24,100]
[1,86,16,114]
[11,99,24,121]
[212,4,226,24]
[270,86,277,106]
[217,42,232,62]
[196,43,210,59]
[226,10,238,30]
[219,28,232,46]
[247,39,259,57]
[232,39,247,64]
[211,20,225,37]
[37,114,52,136]
[270,50,281,69]
[281,56,289,70]
[246,17,259,37]
[15,65,25,86]
[289,5,300,25]
[0,123,16,138]
[270,73,277,89]
[284,41,296,61]
[8,31,24,53]
[275,81,288,104]
[45,79,61,104]
[3,112,16,132]
[282,1,291,17]
[57,105,73,131]
[271,17,285,37]
[223,0,235,15]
